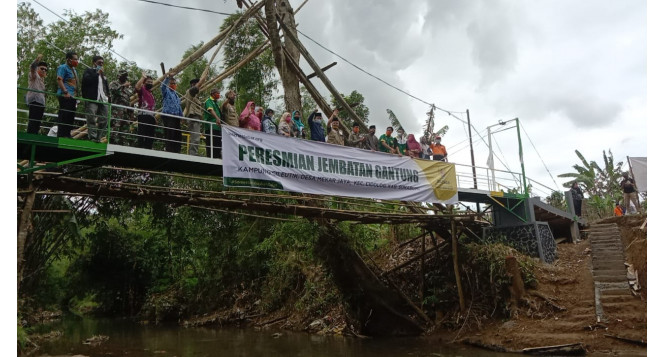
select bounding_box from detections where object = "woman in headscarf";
[291,110,306,138]
[239,101,261,130]
[406,134,421,158]
[277,112,293,137]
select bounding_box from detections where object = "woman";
[277,112,293,137]
[239,101,261,131]
[406,134,421,158]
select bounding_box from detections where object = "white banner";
[222,126,458,203]
[629,156,647,193]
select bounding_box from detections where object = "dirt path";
[462,216,647,355]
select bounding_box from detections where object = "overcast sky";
[13,0,651,196]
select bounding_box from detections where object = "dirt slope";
[459,215,647,355]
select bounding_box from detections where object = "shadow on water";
[35,314,514,357]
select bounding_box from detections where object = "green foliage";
[331,90,370,129]
[545,190,567,211]
[221,13,277,110]
[17,323,30,350]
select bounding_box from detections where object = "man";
[26,54,48,134]
[307,109,325,142]
[55,51,79,138]
[430,136,448,161]
[204,88,223,158]
[161,71,183,153]
[135,72,157,149]
[182,78,205,155]
[362,125,379,151]
[326,117,344,146]
[570,181,583,216]
[620,172,641,214]
[379,126,398,154]
[109,69,134,145]
[81,55,110,143]
[347,123,366,148]
[395,127,408,155]
[221,90,239,127]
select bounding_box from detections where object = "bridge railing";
[17,86,220,157]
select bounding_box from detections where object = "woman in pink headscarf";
[239,101,261,130]
[406,134,421,158]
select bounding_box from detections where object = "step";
[591,263,627,270]
[593,275,628,283]
[592,269,628,276]
[601,295,638,303]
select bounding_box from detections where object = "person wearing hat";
[307,109,326,142]
[326,116,344,146]
[430,136,447,161]
[347,122,366,148]
[182,77,205,155]
[109,68,134,145]
[221,89,239,127]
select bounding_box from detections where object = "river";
[33,315,514,357]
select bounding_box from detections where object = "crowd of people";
[24,51,449,162]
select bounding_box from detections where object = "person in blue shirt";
[55,51,79,138]
[307,109,325,142]
[161,71,184,153]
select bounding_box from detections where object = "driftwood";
[604,333,647,347]
[382,243,449,275]
[463,339,513,353]
[256,315,288,327]
[522,342,586,355]
[530,290,567,312]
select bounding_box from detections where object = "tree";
[221,14,277,109]
[264,0,301,111]
[331,90,370,129]
[558,150,600,196]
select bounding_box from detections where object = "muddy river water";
[35,316,514,357]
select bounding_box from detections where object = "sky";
[11,0,650,196]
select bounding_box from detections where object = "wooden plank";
[522,342,586,355]
[306,62,337,79]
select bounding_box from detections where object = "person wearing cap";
[347,123,366,148]
[182,77,205,156]
[430,136,448,161]
[379,126,398,154]
[26,54,48,134]
[326,117,344,146]
[307,109,326,142]
[109,69,134,145]
[221,90,239,127]
[362,125,379,151]
[204,88,223,158]
[261,108,278,134]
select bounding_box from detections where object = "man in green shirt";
[379,126,399,155]
[204,88,223,158]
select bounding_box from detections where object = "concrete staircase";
[588,223,634,322]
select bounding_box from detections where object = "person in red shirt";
[429,136,447,161]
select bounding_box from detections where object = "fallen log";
[604,334,646,347]
[522,342,586,355]
[463,339,513,353]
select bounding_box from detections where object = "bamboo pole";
[277,16,369,133]
[17,185,36,292]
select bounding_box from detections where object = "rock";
[272,332,283,338]
[500,321,516,330]
[308,319,326,330]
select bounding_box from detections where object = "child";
[614,202,623,217]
